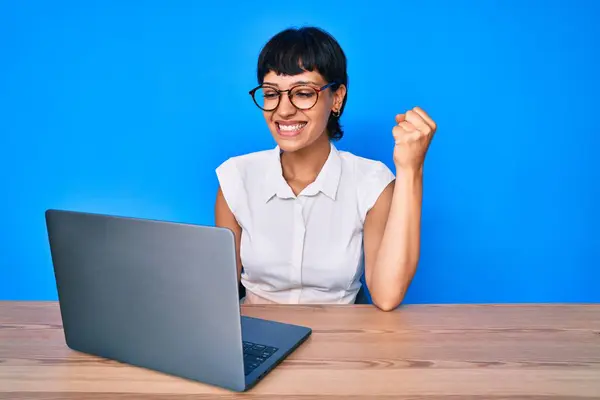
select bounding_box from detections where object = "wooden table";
[1,302,599,399]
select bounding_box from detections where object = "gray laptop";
[44,209,311,392]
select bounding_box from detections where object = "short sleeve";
[358,161,395,222]
[215,157,243,217]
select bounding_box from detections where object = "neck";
[280,135,331,182]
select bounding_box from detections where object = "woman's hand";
[392,107,437,171]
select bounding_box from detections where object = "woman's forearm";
[370,167,423,311]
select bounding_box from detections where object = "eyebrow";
[263,80,321,87]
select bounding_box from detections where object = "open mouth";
[276,122,307,137]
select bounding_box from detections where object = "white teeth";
[278,122,306,131]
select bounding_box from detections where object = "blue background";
[1,1,599,302]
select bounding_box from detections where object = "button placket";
[291,198,306,302]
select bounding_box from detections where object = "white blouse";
[215,142,395,304]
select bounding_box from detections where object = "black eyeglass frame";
[248,82,338,111]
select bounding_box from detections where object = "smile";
[276,122,307,137]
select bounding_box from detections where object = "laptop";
[44,209,312,392]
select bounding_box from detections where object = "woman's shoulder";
[216,147,277,178]
[335,149,396,219]
[215,148,277,214]
[218,147,276,166]
[215,147,281,204]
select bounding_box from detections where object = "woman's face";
[260,70,346,153]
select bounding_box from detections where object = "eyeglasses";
[249,82,337,111]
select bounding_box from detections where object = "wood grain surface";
[1,302,599,399]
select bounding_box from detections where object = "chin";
[273,137,307,153]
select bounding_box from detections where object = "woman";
[215,26,436,311]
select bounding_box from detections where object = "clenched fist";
[392,106,437,171]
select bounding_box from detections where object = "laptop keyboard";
[243,340,278,375]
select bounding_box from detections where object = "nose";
[276,93,297,118]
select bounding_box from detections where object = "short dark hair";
[256,26,348,140]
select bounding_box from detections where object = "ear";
[332,84,347,110]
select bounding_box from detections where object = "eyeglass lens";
[253,86,319,111]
